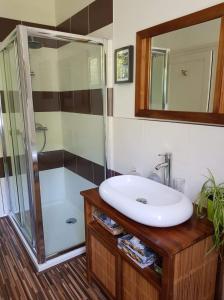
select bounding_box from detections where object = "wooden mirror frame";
[135,3,224,125]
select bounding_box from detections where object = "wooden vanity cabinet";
[82,188,218,300]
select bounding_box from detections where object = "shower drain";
[66,218,77,224]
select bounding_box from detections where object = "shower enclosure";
[0,25,106,267]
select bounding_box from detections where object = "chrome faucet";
[155,153,172,186]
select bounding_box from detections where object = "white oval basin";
[99,175,193,227]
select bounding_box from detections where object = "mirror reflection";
[150,18,221,112]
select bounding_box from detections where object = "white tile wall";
[30,48,60,92]
[34,112,63,152]
[0,0,56,26]
[110,0,224,204]
[62,112,105,165]
[112,117,224,201]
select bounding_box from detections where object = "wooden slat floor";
[0,217,107,300]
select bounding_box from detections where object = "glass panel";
[150,49,168,110]
[1,41,34,246]
[28,36,105,257]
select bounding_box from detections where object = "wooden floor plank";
[0,217,107,300]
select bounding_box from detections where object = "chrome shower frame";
[0,25,108,264]
[151,47,170,110]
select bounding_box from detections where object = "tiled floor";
[0,217,106,300]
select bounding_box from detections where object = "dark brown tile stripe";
[90,89,103,115]
[0,157,5,178]
[89,0,113,33]
[35,149,105,185]
[93,162,105,185]
[0,17,60,49]
[0,151,118,184]
[61,89,103,115]
[106,168,121,178]
[0,17,56,43]
[31,89,103,114]
[0,91,6,113]
[60,91,74,112]
[33,91,61,112]
[0,17,21,41]
[75,90,91,114]
[107,88,113,116]
[57,0,113,35]
[0,217,107,300]
[0,156,12,178]
[64,150,77,173]
[64,150,105,185]
[76,156,94,182]
[21,21,55,31]
[38,150,64,171]
[57,19,71,33]
[71,7,89,35]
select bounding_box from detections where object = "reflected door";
[168,50,214,112]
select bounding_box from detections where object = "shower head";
[28,36,42,49]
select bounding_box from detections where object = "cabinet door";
[122,260,160,300]
[90,233,117,299]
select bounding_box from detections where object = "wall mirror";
[135,3,224,125]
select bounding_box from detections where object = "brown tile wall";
[64,150,105,185]
[48,89,103,115]
[107,88,113,116]
[56,0,113,35]
[0,91,5,113]
[33,91,61,112]
[38,149,105,185]
[0,17,55,42]
[0,157,12,178]
[1,89,104,115]
[38,150,64,171]
[0,150,118,184]
[89,0,113,33]
[106,168,121,178]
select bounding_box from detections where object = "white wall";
[152,18,220,51]
[112,0,224,201]
[55,0,94,25]
[0,0,56,26]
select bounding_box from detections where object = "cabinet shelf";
[89,221,162,289]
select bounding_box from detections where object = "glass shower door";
[27,32,105,258]
[2,40,34,246]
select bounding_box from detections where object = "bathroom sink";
[99,175,193,227]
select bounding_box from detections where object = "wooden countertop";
[81,188,214,257]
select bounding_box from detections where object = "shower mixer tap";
[35,123,48,152]
[35,123,48,132]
